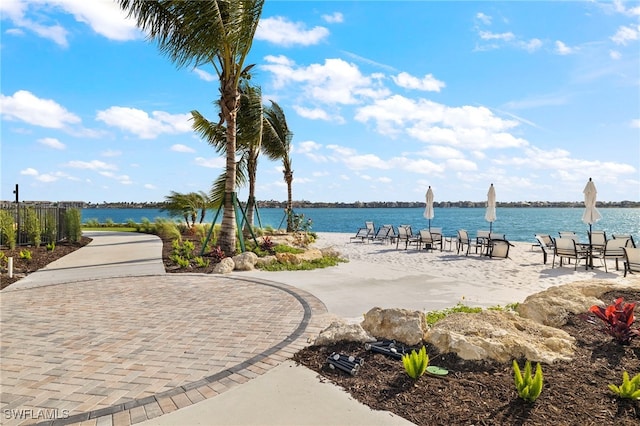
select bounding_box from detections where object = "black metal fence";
[1,205,70,247]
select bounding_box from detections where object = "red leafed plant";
[588,297,640,345]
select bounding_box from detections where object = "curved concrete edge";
[30,275,331,426]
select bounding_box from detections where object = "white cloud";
[171,144,196,153]
[392,72,445,92]
[0,0,139,46]
[630,119,640,128]
[193,68,216,82]
[96,107,192,139]
[262,56,390,105]
[554,40,575,55]
[38,137,65,150]
[478,30,515,41]
[611,24,640,45]
[1,90,81,128]
[20,167,39,176]
[65,160,117,170]
[475,12,492,25]
[194,157,224,169]
[609,50,622,59]
[256,16,329,46]
[322,12,344,24]
[519,38,543,52]
[144,184,157,190]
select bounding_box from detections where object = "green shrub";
[139,217,152,233]
[19,249,32,260]
[155,218,181,240]
[125,219,137,229]
[84,218,100,228]
[0,209,16,249]
[273,244,304,254]
[169,254,190,268]
[24,207,41,247]
[104,218,115,227]
[65,208,82,243]
[194,256,210,268]
[259,254,346,271]
[513,360,544,403]
[46,242,56,251]
[171,239,195,260]
[402,346,429,379]
[609,371,640,400]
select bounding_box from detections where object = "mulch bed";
[293,289,640,426]
[0,237,91,289]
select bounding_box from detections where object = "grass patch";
[260,255,347,271]
[425,302,519,326]
[82,227,138,232]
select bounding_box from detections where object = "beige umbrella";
[582,177,602,234]
[485,183,497,232]
[424,186,434,230]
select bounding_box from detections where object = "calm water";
[82,207,639,244]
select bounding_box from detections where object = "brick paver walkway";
[0,275,328,426]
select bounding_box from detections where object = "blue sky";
[1,0,639,204]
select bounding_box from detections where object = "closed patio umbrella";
[485,183,497,232]
[424,186,434,230]
[582,177,602,235]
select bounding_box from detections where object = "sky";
[1,0,639,204]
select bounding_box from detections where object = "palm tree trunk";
[218,78,240,256]
[285,172,293,232]
[244,153,258,233]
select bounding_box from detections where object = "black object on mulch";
[294,290,640,426]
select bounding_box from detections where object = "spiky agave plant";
[513,360,544,403]
[402,346,429,380]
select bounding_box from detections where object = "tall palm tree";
[263,101,294,231]
[161,191,211,227]
[118,0,264,256]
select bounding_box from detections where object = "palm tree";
[161,191,211,227]
[192,81,264,234]
[262,101,294,231]
[118,0,264,256]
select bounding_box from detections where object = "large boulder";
[426,310,575,364]
[517,279,640,327]
[295,248,323,262]
[361,307,428,346]
[233,251,258,271]
[213,257,235,274]
[315,321,375,345]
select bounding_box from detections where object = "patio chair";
[623,247,640,277]
[613,234,636,248]
[457,229,483,256]
[558,231,578,242]
[429,227,443,251]
[534,234,555,264]
[384,225,398,244]
[596,237,628,272]
[489,239,511,259]
[396,225,419,250]
[552,237,589,270]
[588,230,607,255]
[365,221,376,238]
[350,227,370,243]
[417,229,442,251]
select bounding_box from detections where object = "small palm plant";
[401,346,429,380]
[513,360,544,403]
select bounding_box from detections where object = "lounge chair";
[623,247,640,277]
[552,237,589,270]
[365,221,376,238]
[429,227,443,251]
[369,225,392,244]
[350,228,370,243]
[384,225,398,244]
[534,234,555,264]
[457,229,482,255]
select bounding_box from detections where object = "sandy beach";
[239,232,634,322]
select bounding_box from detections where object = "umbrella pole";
[429,219,431,231]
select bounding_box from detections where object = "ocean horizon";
[82,207,639,244]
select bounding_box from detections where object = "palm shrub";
[402,346,429,380]
[43,211,57,244]
[0,209,16,249]
[155,218,181,240]
[24,207,41,247]
[64,208,82,243]
[513,360,544,403]
[609,371,640,400]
